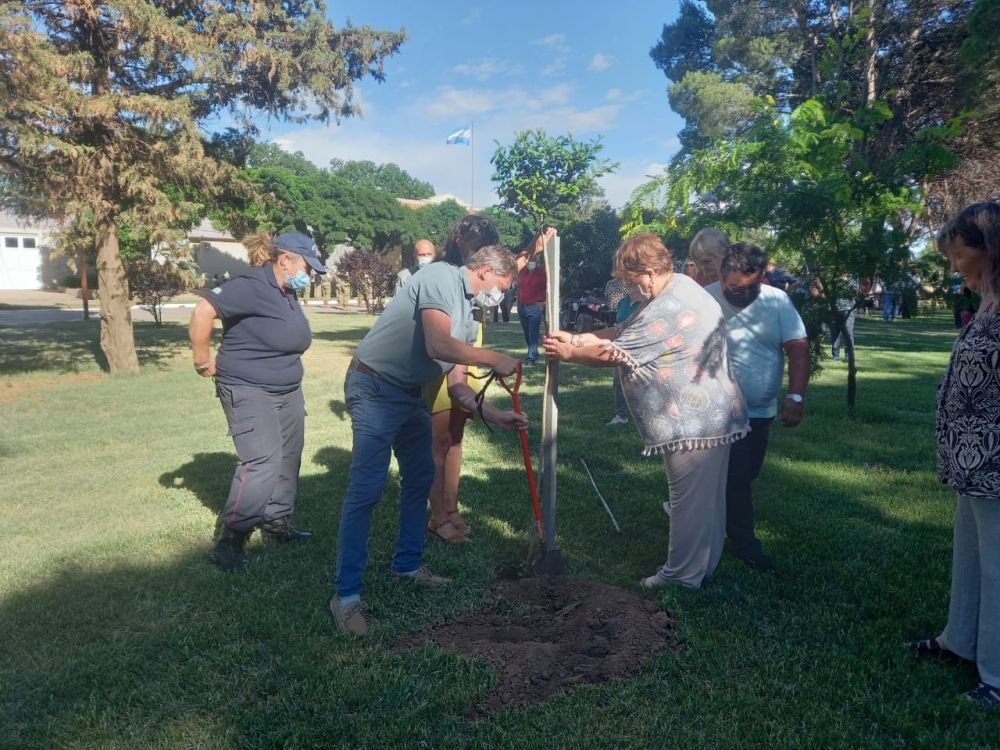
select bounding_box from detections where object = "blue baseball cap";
[274,232,326,274]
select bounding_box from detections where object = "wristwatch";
[195,363,211,374]
[786,393,804,404]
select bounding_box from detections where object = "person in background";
[544,233,748,589]
[764,262,797,292]
[425,221,552,543]
[882,278,901,321]
[830,275,859,362]
[705,240,810,572]
[682,258,699,279]
[603,276,639,426]
[908,202,1000,709]
[492,285,512,324]
[957,284,980,328]
[396,239,436,293]
[188,231,326,572]
[331,245,527,635]
[689,227,730,287]
[517,251,547,365]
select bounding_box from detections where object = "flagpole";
[470,121,475,211]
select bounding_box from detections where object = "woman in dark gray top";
[188,231,326,571]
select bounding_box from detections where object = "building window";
[22,237,37,249]
[3,237,16,248]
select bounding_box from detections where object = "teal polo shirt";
[353,261,475,389]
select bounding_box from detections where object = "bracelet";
[195,362,211,373]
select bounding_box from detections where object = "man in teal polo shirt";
[331,245,527,635]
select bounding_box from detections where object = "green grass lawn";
[1,308,995,749]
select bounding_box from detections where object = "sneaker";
[260,517,312,542]
[607,415,629,426]
[330,596,370,635]
[966,682,1000,709]
[640,570,673,589]
[389,565,451,586]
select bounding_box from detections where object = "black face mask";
[722,284,761,309]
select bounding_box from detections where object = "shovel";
[497,363,564,575]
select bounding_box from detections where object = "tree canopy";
[329,159,435,199]
[490,129,618,227]
[0,0,405,372]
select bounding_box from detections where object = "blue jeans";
[831,309,856,359]
[518,302,543,362]
[882,293,898,321]
[335,370,435,598]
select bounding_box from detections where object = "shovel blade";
[531,548,565,576]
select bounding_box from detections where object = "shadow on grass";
[0,320,193,375]
[158,446,354,521]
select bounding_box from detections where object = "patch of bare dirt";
[0,372,106,404]
[396,576,678,713]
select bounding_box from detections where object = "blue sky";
[265,1,684,209]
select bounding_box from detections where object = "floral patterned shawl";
[613,273,748,455]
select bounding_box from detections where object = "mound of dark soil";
[396,576,679,713]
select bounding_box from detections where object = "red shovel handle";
[496,363,546,545]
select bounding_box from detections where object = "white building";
[0,209,60,290]
[184,219,250,282]
[0,211,249,290]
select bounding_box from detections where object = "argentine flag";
[446,125,472,146]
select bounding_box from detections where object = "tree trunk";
[96,209,139,373]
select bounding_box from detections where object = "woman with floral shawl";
[544,233,747,588]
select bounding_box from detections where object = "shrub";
[336,249,396,314]
[125,258,190,326]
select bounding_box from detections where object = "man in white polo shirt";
[705,239,810,572]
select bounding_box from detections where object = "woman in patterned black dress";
[909,202,1000,709]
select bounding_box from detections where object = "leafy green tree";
[490,129,618,227]
[644,97,930,407]
[558,206,624,297]
[330,160,435,199]
[0,1,404,372]
[479,207,535,251]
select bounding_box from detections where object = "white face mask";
[475,285,505,308]
[626,281,651,303]
[416,255,433,266]
[527,261,537,271]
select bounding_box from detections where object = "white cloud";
[452,59,522,81]
[605,88,646,102]
[533,33,567,48]
[421,86,517,118]
[539,83,573,105]
[460,9,481,25]
[541,60,567,76]
[589,53,615,72]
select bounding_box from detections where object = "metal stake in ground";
[580,458,621,533]
[536,227,564,575]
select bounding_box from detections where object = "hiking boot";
[330,596,370,635]
[260,517,312,542]
[209,527,250,572]
[389,565,451,586]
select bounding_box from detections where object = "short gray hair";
[466,245,518,280]
[689,228,731,265]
